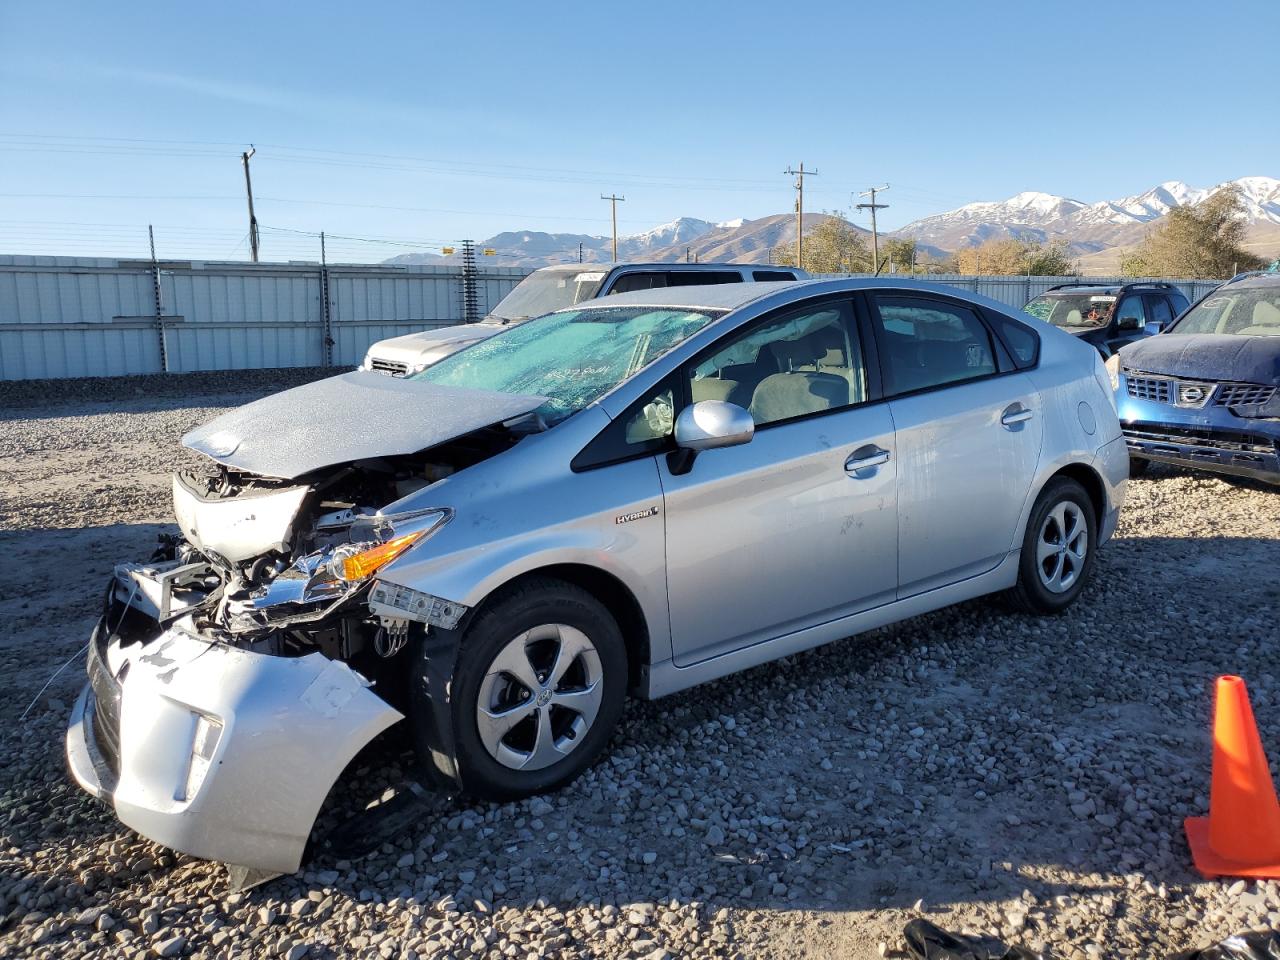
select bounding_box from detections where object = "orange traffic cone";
[1184,675,1280,878]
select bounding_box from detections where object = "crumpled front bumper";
[66,616,403,874]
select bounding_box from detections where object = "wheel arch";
[1045,461,1106,524]
[470,563,652,695]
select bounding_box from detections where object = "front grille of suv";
[1215,383,1278,406]
[1124,374,1174,404]
[369,358,410,377]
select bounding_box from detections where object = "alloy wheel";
[475,624,603,771]
[1036,500,1088,594]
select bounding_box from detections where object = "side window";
[752,270,796,282]
[666,271,743,286]
[987,310,1040,368]
[1115,295,1147,327]
[872,296,998,395]
[1145,295,1174,330]
[608,273,668,294]
[688,301,865,427]
[571,377,676,471]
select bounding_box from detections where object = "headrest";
[1252,299,1280,327]
[770,336,819,371]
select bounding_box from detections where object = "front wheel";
[442,578,628,802]
[1007,477,1097,615]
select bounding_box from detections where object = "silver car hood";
[183,371,547,479]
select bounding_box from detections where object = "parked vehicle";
[359,262,808,376]
[1109,271,1280,484]
[1023,282,1189,356]
[67,278,1127,875]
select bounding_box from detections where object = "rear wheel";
[1007,477,1097,615]
[446,578,627,802]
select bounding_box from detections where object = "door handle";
[845,446,891,473]
[1001,406,1033,427]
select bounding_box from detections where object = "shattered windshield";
[487,269,607,322]
[414,305,722,422]
[1024,294,1116,328]
[1171,287,1280,336]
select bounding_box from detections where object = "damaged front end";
[63,398,536,875]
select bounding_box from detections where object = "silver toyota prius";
[66,278,1128,876]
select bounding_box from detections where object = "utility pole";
[856,184,890,276]
[601,194,625,262]
[241,146,260,263]
[784,164,818,269]
[578,241,584,264]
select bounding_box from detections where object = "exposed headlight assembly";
[227,509,452,633]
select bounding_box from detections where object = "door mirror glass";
[674,401,755,451]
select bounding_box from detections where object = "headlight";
[335,531,427,582]
[1104,353,1121,391]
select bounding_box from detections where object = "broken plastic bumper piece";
[65,615,402,874]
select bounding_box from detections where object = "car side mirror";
[668,401,754,475]
[674,401,755,451]
[1117,315,1143,331]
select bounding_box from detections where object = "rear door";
[867,293,1043,597]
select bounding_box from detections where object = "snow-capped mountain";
[897,176,1280,252]
[623,217,718,252]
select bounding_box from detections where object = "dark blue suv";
[1024,282,1190,357]
[1110,272,1280,485]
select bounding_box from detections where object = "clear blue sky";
[2,0,1276,261]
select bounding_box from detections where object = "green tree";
[882,237,917,273]
[771,215,871,273]
[1122,185,1264,279]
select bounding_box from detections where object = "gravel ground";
[1,371,1279,959]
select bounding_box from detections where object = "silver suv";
[67,278,1127,876]
[359,262,808,376]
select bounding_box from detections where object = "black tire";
[1006,477,1098,615]
[1129,456,1151,477]
[444,577,628,802]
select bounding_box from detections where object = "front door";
[867,293,1043,596]
[660,298,899,666]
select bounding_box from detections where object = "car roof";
[572,277,1025,316]
[530,261,793,275]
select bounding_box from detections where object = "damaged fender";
[66,619,402,874]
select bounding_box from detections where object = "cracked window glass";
[415,306,722,423]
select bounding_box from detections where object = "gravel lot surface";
[1,371,1278,959]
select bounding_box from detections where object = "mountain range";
[386,176,1280,274]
